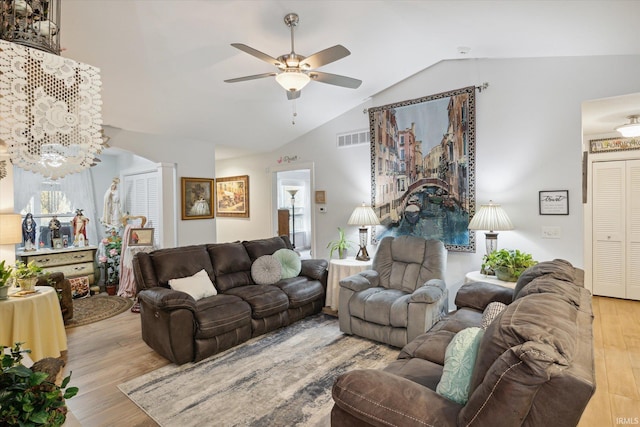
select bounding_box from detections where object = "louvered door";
[592,160,640,300]
[122,171,160,248]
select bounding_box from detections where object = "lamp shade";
[347,204,380,227]
[615,115,640,138]
[275,70,310,92]
[468,201,514,232]
[0,213,23,244]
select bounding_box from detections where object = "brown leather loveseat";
[133,236,328,364]
[331,259,595,426]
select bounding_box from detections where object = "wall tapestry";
[369,86,476,252]
[215,175,249,218]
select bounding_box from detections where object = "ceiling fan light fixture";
[275,70,310,92]
[615,115,640,138]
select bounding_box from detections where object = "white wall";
[217,54,640,305]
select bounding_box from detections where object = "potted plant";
[12,260,43,292]
[98,231,122,295]
[327,227,354,259]
[0,260,13,300]
[0,342,78,426]
[481,249,537,282]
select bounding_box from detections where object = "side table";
[326,257,373,312]
[464,270,516,289]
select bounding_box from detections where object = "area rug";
[65,295,133,328]
[118,314,398,426]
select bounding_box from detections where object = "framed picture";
[128,228,154,246]
[181,177,215,220]
[215,175,249,218]
[589,136,640,154]
[369,86,476,252]
[52,238,63,249]
[539,190,569,215]
[315,190,326,204]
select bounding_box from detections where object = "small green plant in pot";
[0,260,13,300]
[481,249,537,282]
[327,227,354,259]
[13,261,43,292]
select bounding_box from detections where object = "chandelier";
[0,1,104,179]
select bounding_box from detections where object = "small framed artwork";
[539,190,569,215]
[52,238,63,249]
[315,190,326,204]
[216,175,249,218]
[181,177,215,220]
[128,228,154,246]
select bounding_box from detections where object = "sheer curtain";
[13,167,99,246]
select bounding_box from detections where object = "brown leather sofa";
[133,236,328,365]
[331,259,595,426]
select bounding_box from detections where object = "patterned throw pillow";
[481,301,508,329]
[251,255,282,285]
[272,248,301,279]
[436,327,484,404]
[69,276,90,299]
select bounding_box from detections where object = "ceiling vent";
[337,130,370,148]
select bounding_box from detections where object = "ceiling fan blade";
[309,71,362,89]
[286,90,301,100]
[231,43,281,67]
[224,72,277,83]
[301,45,350,69]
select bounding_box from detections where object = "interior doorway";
[274,167,313,258]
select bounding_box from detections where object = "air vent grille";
[337,130,370,148]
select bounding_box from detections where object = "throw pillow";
[272,248,302,279]
[168,269,217,301]
[481,301,507,329]
[251,255,282,285]
[68,276,90,299]
[436,327,484,405]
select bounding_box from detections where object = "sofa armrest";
[410,279,446,303]
[300,259,328,282]
[332,369,461,426]
[339,269,378,292]
[454,281,514,311]
[138,287,197,312]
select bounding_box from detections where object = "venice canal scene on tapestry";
[369,86,476,252]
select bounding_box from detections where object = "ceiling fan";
[224,12,362,100]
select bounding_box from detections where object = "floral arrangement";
[99,230,122,285]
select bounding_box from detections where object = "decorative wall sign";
[539,190,569,215]
[215,175,249,218]
[315,190,326,204]
[181,177,214,220]
[368,86,476,252]
[589,137,640,154]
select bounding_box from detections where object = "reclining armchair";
[338,236,448,347]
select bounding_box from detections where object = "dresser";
[17,246,98,284]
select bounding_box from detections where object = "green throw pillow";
[272,248,302,279]
[436,327,484,404]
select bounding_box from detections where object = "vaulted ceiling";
[61,1,640,159]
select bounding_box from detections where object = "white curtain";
[13,167,99,246]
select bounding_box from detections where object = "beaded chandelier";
[0,1,104,179]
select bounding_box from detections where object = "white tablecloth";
[326,258,373,311]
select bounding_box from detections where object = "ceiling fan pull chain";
[292,100,297,125]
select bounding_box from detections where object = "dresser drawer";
[44,262,96,284]
[28,250,95,268]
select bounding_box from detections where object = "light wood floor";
[61,296,640,427]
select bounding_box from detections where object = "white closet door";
[627,160,640,300]
[592,161,625,298]
[123,171,160,247]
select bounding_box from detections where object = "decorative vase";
[17,277,38,292]
[339,248,347,259]
[0,286,8,300]
[494,267,519,282]
[106,283,117,296]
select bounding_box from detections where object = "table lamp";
[347,203,380,261]
[0,213,23,264]
[468,200,514,256]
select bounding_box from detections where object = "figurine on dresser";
[71,209,90,247]
[22,213,37,251]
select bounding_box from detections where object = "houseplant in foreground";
[0,342,78,426]
[12,260,43,292]
[327,227,354,259]
[481,249,537,282]
[0,260,13,300]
